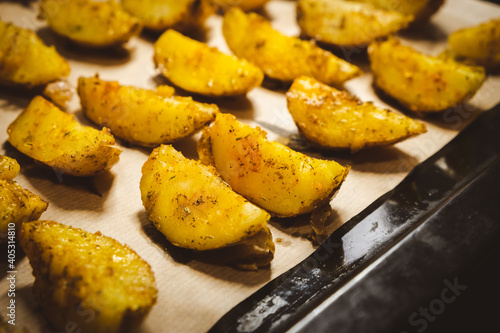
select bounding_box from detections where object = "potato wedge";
[0,155,20,181]
[121,0,214,32]
[39,0,141,47]
[287,76,427,152]
[0,20,70,88]
[8,96,121,177]
[350,0,444,22]
[297,0,412,47]
[0,166,48,239]
[448,18,500,71]
[368,38,486,112]
[78,76,219,146]
[198,113,350,217]
[140,145,273,257]
[154,29,264,96]
[20,220,157,333]
[222,7,362,86]
[213,0,270,12]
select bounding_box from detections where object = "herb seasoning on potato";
[140,145,274,269]
[20,220,158,333]
[8,96,121,176]
[78,75,219,146]
[287,76,427,152]
[198,113,350,217]
[222,7,362,86]
[368,38,486,112]
[0,20,70,88]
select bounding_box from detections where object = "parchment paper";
[1,1,500,332]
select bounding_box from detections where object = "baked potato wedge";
[350,0,444,22]
[1,157,48,239]
[154,29,264,96]
[297,0,412,47]
[448,18,500,71]
[140,145,273,263]
[0,155,20,181]
[39,0,141,47]
[78,76,219,146]
[222,7,362,86]
[368,38,486,112]
[121,0,214,32]
[198,113,350,217]
[213,0,270,12]
[287,76,427,152]
[0,20,70,88]
[19,220,157,333]
[8,96,121,177]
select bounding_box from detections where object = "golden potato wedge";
[1,156,48,238]
[42,79,74,110]
[0,20,70,88]
[20,220,157,333]
[8,96,121,177]
[213,0,270,12]
[297,0,412,47]
[78,76,219,146]
[448,18,500,71]
[286,76,427,152]
[368,38,486,112]
[198,113,350,217]
[39,0,141,47]
[121,0,214,32]
[140,145,273,257]
[154,29,264,96]
[0,155,20,180]
[222,7,362,86]
[350,0,444,22]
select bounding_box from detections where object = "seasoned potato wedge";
[20,220,157,333]
[368,38,486,112]
[154,29,264,96]
[0,20,70,88]
[350,0,444,22]
[287,77,427,152]
[448,18,500,71]
[140,145,273,259]
[8,96,121,176]
[0,157,48,238]
[0,155,20,181]
[198,113,350,217]
[222,7,362,86]
[39,0,141,47]
[213,0,270,11]
[78,76,219,146]
[121,0,214,32]
[297,0,412,47]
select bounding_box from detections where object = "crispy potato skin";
[213,0,270,12]
[0,180,48,238]
[122,0,214,32]
[8,96,121,176]
[39,0,141,47]
[297,0,412,47]
[351,0,444,22]
[19,220,157,333]
[154,29,264,96]
[0,20,70,88]
[222,7,361,86]
[140,145,272,252]
[0,155,20,180]
[368,38,486,112]
[448,18,500,71]
[78,76,219,146]
[198,113,350,217]
[286,77,427,152]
